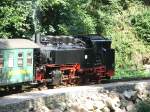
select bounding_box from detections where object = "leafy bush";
[37,0,96,35]
[131,10,150,42]
[0,0,33,38]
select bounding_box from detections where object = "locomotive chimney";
[34,33,41,45]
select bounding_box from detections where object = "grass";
[113,69,150,79]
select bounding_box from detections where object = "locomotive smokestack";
[34,33,41,45]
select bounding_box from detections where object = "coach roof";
[0,39,39,49]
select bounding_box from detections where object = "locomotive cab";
[75,35,115,78]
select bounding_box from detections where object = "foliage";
[131,9,150,42]
[36,0,96,35]
[101,0,150,78]
[0,0,33,38]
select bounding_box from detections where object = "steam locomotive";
[34,35,115,85]
[0,35,115,90]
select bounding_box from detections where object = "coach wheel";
[8,85,22,92]
[46,83,54,89]
[8,86,15,92]
[3,86,9,92]
[15,85,22,92]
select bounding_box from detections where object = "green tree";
[0,0,33,38]
[36,0,96,35]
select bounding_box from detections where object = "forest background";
[0,0,150,78]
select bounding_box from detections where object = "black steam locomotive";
[35,35,115,85]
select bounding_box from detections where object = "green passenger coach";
[0,39,39,86]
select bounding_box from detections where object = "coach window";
[18,52,23,67]
[8,53,14,67]
[0,54,4,68]
[27,53,32,66]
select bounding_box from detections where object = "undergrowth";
[103,0,150,78]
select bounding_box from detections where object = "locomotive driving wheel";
[6,85,22,92]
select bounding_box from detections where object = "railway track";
[0,77,150,97]
[101,77,150,83]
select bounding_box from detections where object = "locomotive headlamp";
[85,55,88,59]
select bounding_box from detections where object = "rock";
[35,106,50,112]
[120,108,127,112]
[102,107,110,112]
[106,92,120,110]
[135,98,142,103]
[95,109,103,112]
[84,101,94,111]
[79,106,89,112]
[88,94,97,101]
[69,109,77,112]
[135,82,148,93]
[29,107,35,112]
[93,101,105,110]
[114,107,122,112]
[70,103,80,112]
[98,94,108,102]
[52,109,62,112]
[59,102,66,111]
[125,101,135,112]
[119,98,128,109]
[67,102,72,108]
[136,88,149,101]
[99,89,109,94]
[123,90,136,100]
[131,93,138,103]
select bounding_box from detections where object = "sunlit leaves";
[131,10,150,42]
[0,0,33,38]
[36,0,96,35]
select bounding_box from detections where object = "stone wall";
[0,81,150,112]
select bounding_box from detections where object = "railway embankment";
[0,80,150,112]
